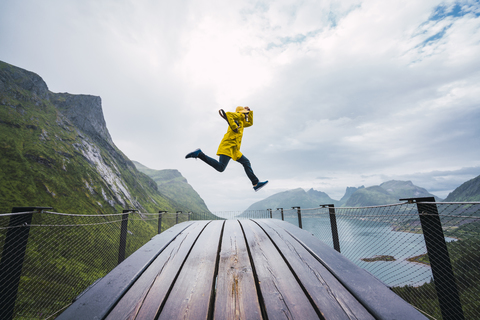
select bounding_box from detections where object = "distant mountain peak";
[345,180,441,207]
[339,186,364,203]
[242,187,338,212]
[242,179,444,212]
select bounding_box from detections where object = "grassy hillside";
[133,161,219,219]
[0,60,177,215]
[0,60,194,318]
[133,161,210,212]
[445,175,480,202]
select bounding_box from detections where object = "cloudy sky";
[1,0,479,212]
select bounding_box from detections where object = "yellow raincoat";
[216,110,253,161]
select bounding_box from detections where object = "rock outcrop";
[0,60,180,214]
[51,93,113,145]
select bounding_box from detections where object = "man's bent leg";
[198,152,231,172]
[236,155,259,185]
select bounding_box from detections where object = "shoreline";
[390,225,460,241]
[406,254,430,266]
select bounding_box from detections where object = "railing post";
[0,206,51,320]
[176,211,182,224]
[400,197,464,320]
[158,211,166,234]
[118,210,135,265]
[188,212,192,221]
[292,207,302,229]
[321,204,341,253]
[277,208,284,221]
[268,209,272,219]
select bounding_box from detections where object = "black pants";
[198,153,259,185]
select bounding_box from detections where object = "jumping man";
[185,106,268,192]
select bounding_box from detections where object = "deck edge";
[268,219,428,320]
[57,221,195,320]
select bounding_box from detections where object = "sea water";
[284,215,456,287]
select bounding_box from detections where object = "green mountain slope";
[0,60,219,319]
[444,175,480,201]
[133,161,212,214]
[0,60,177,214]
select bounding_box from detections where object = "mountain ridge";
[243,180,443,212]
[0,60,196,214]
[242,187,340,213]
[344,180,442,207]
[132,161,212,215]
[444,175,480,202]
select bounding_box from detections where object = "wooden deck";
[58,220,427,319]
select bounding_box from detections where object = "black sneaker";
[185,148,202,159]
[254,181,268,192]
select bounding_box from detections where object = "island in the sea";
[361,255,396,262]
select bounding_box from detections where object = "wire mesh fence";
[266,202,480,320]
[0,209,191,319]
[1,202,479,319]
[395,202,480,320]
[202,202,480,320]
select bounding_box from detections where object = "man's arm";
[244,110,253,127]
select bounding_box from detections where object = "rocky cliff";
[0,60,179,214]
[52,93,113,145]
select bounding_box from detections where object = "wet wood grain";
[157,221,224,320]
[240,219,320,320]
[105,221,210,320]
[214,220,262,320]
[256,219,374,320]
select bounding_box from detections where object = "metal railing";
[0,208,194,319]
[1,199,479,319]
[260,198,479,320]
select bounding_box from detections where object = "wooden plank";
[156,220,224,320]
[105,220,210,320]
[57,221,195,320]
[240,219,320,320]
[214,220,262,320]
[271,219,428,320]
[256,219,374,320]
